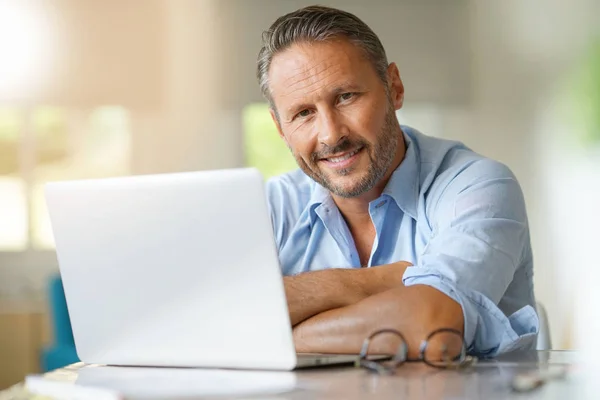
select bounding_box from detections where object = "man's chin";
[324,177,373,198]
[305,165,372,197]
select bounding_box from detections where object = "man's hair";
[257,5,389,110]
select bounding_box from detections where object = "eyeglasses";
[355,328,477,374]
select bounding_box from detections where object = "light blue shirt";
[266,126,539,357]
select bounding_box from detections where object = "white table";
[0,351,582,399]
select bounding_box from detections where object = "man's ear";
[270,108,287,143]
[387,62,404,111]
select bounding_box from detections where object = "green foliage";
[243,103,298,179]
[570,38,600,146]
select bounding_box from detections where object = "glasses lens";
[359,329,407,373]
[422,329,465,368]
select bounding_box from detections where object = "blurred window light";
[0,108,22,142]
[0,106,131,251]
[0,108,26,251]
[0,108,22,176]
[0,1,50,98]
[243,103,297,179]
[0,178,28,251]
[32,106,131,249]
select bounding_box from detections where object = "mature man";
[257,5,538,357]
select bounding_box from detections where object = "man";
[256,5,538,357]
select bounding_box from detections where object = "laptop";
[45,167,359,370]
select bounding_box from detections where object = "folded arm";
[284,261,411,326]
[293,283,463,358]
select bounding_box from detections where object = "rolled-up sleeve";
[402,159,539,356]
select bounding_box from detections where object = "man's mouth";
[321,146,363,163]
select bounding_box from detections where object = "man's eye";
[339,92,355,102]
[297,109,312,118]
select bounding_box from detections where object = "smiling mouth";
[321,147,363,163]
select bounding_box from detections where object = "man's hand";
[284,261,412,326]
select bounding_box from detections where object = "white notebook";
[26,364,299,399]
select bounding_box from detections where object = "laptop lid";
[45,168,297,370]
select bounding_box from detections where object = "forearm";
[285,262,410,326]
[292,284,464,358]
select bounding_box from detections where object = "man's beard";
[293,104,400,198]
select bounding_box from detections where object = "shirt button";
[375,200,387,208]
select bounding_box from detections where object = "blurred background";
[0,0,599,389]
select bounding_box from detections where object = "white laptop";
[45,167,359,370]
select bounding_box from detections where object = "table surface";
[0,350,586,399]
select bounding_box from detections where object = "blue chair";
[41,275,80,371]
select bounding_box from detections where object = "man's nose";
[316,109,349,148]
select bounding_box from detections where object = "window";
[243,103,297,179]
[0,106,131,251]
[0,109,26,251]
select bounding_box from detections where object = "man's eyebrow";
[285,102,312,119]
[330,83,364,94]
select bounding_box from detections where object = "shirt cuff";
[402,267,539,357]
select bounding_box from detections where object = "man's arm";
[292,284,463,358]
[292,160,539,357]
[285,261,411,326]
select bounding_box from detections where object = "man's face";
[268,39,404,198]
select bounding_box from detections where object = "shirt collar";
[382,128,420,220]
[307,127,420,225]
[307,180,331,228]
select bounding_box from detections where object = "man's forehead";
[272,49,343,85]
[268,40,366,104]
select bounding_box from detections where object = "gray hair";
[257,5,389,112]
